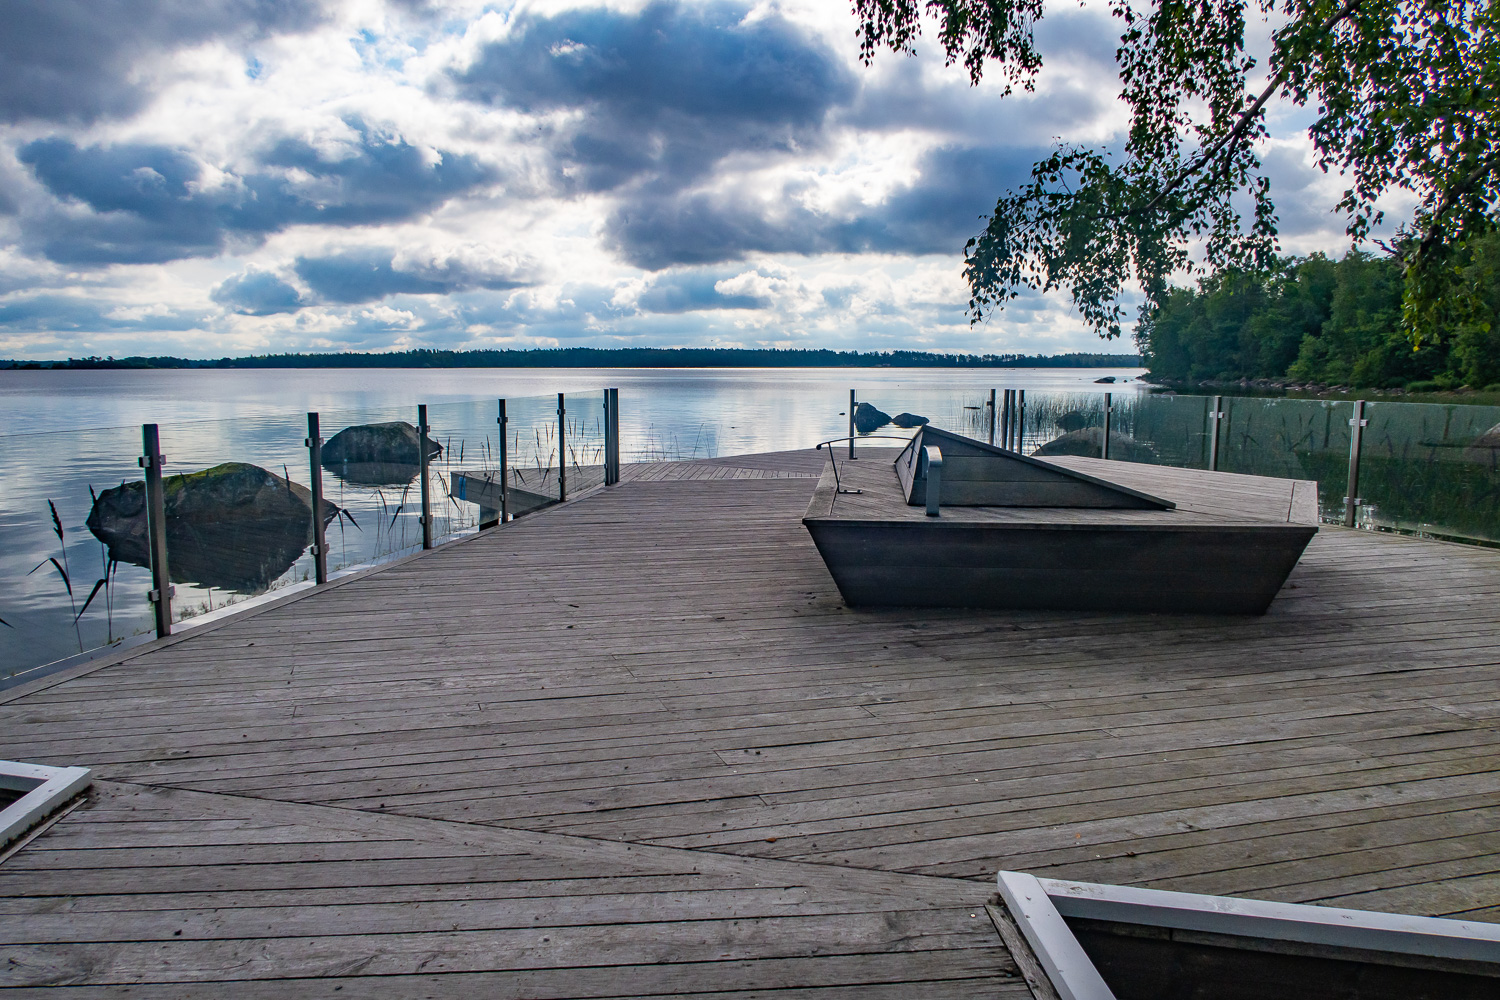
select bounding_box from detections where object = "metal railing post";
[305,413,327,584]
[1001,389,1013,449]
[1208,395,1224,471]
[557,392,567,501]
[988,388,997,445]
[848,389,856,459]
[1345,399,1367,527]
[1016,389,1026,454]
[924,446,943,517]
[604,387,620,484]
[1101,392,1112,460]
[139,424,173,637]
[418,404,432,549]
[497,399,509,523]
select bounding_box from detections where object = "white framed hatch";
[0,759,91,851]
[996,870,1500,1000]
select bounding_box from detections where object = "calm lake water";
[1,366,1142,678]
[0,367,1144,434]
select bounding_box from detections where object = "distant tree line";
[2,347,1142,371]
[1140,236,1500,391]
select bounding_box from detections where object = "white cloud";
[0,0,1377,360]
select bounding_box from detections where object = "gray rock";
[87,462,341,593]
[854,402,892,434]
[1055,410,1089,433]
[891,412,929,428]
[1465,422,1500,463]
[323,421,440,465]
[1033,428,1159,463]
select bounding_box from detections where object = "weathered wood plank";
[2,447,1499,995]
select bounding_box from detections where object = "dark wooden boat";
[803,426,1318,615]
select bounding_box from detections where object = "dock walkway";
[3,448,1499,995]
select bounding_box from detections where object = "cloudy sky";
[0,0,1385,360]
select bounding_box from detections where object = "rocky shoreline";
[1140,374,1500,400]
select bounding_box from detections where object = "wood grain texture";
[1,448,1497,994]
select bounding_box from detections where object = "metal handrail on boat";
[813,436,914,450]
[813,436,913,495]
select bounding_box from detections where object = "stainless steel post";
[602,390,611,485]
[139,424,172,637]
[848,389,856,459]
[603,388,620,485]
[558,392,567,501]
[305,412,327,584]
[1017,390,1026,454]
[418,404,432,549]
[1000,389,1012,449]
[1208,395,1224,471]
[1101,392,1112,460]
[609,388,621,483]
[1345,399,1367,527]
[988,388,997,445]
[497,399,508,523]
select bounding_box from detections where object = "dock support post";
[988,388,996,445]
[1000,390,1012,450]
[139,424,172,638]
[848,389,856,459]
[1101,392,1112,460]
[418,404,432,549]
[1345,399,1367,527]
[558,393,567,501]
[498,399,508,523]
[1208,395,1224,471]
[305,413,327,584]
[1016,390,1026,454]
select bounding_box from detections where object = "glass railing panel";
[1,423,158,681]
[1217,397,1354,521]
[499,393,568,504]
[422,398,497,544]
[560,390,608,494]
[315,400,473,570]
[1360,400,1500,543]
[154,411,320,626]
[619,382,835,461]
[1019,390,1100,457]
[1111,393,1213,468]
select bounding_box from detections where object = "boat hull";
[803,519,1317,615]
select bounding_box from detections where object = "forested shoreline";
[1139,236,1500,392]
[0,348,1141,370]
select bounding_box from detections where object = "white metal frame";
[997,870,1500,1000]
[0,760,91,849]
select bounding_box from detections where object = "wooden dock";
[2,448,1499,995]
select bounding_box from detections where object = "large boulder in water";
[86,462,340,593]
[891,412,929,428]
[1033,428,1159,463]
[1055,410,1089,433]
[1465,422,1500,463]
[853,402,892,434]
[322,421,441,485]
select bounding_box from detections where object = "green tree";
[1138,249,1475,386]
[853,0,1500,345]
